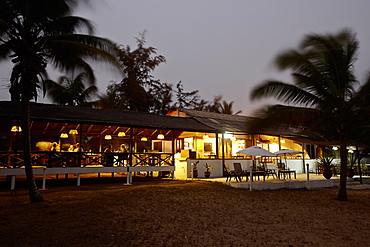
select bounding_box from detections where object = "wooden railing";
[0,151,174,168]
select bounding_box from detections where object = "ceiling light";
[105,135,112,140]
[157,134,164,139]
[11,126,22,132]
[118,132,126,137]
[69,129,78,135]
[141,137,148,141]
[202,134,209,139]
[60,133,68,138]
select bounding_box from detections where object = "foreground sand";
[0,178,369,246]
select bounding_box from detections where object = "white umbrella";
[274,149,303,169]
[237,146,276,191]
[237,146,277,157]
[274,149,303,156]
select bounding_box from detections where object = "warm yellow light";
[202,134,209,139]
[332,146,338,151]
[269,143,280,153]
[105,135,112,140]
[280,139,285,143]
[69,129,78,135]
[157,134,164,139]
[118,132,126,137]
[60,133,68,138]
[141,137,148,141]
[230,136,236,141]
[224,133,232,139]
[11,126,22,132]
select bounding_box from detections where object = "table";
[250,170,266,181]
[278,169,296,179]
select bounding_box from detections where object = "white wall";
[182,159,318,178]
[284,159,317,173]
[174,159,188,180]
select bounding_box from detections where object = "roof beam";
[86,124,94,133]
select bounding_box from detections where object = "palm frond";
[251,80,320,107]
[248,104,317,132]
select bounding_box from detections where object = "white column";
[42,166,47,190]
[11,175,15,190]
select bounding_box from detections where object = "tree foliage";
[109,32,166,112]
[105,33,241,115]
[249,29,370,201]
[46,72,97,106]
[0,0,119,202]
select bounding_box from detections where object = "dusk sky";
[1,0,370,115]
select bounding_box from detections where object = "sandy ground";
[0,177,370,246]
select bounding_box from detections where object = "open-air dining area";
[1,101,369,191]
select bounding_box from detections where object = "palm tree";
[249,29,370,201]
[46,73,97,106]
[95,90,126,110]
[220,100,242,115]
[0,0,119,202]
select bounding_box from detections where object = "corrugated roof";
[176,108,249,132]
[0,101,216,133]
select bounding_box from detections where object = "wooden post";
[221,132,225,162]
[78,124,83,167]
[171,130,175,180]
[302,143,306,173]
[357,146,363,184]
[129,128,134,167]
[306,163,310,189]
[215,133,219,158]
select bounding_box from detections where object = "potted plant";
[191,160,199,178]
[204,163,213,178]
[318,155,334,179]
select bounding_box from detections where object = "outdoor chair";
[264,164,277,179]
[251,165,266,181]
[224,163,237,182]
[277,162,285,170]
[233,163,247,182]
[277,162,296,179]
[316,162,324,175]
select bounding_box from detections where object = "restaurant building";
[0,101,318,187]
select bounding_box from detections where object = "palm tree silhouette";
[220,100,242,115]
[249,29,370,201]
[46,73,97,106]
[0,0,119,202]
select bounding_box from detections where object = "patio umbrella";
[274,149,303,169]
[237,146,277,157]
[237,146,276,191]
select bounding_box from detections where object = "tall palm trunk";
[337,137,348,201]
[20,100,43,203]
